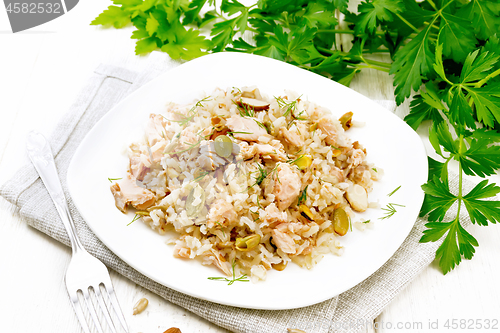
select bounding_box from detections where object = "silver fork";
[27,131,129,333]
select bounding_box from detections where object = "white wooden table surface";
[1,2,499,333]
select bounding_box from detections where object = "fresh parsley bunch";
[92,0,500,274]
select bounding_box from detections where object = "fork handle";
[26,131,85,254]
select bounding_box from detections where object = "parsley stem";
[457,138,464,218]
[316,29,356,34]
[394,12,420,33]
[316,47,392,70]
[475,67,500,88]
[427,0,439,11]
[356,64,391,73]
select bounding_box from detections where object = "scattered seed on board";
[132,298,148,315]
[287,329,307,333]
[164,328,182,333]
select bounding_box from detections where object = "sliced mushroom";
[345,184,368,212]
[237,97,270,111]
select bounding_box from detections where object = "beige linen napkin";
[0,52,474,333]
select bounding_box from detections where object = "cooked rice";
[110,86,379,281]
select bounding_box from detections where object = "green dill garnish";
[349,216,353,232]
[379,203,406,220]
[253,118,266,130]
[194,171,210,182]
[127,214,141,226]
[108,177,122,182]
[214,221,226,237]
[234,99,255,117]
[275,95,301,118]
[362,220,371,224]
[228,131,253,135]
[372,167,378,172]
[207,260,249,285]
[231,87,241,94]
[330,145,341,151]
[298,185,308,205]
[287,109,307,130]
[388,185,402,197]
[269,164,281,184]
[163,96,210,127]
[287,154,304,164]
[164,138,203,155]
[256,195,263,210]
[251,163,268,187]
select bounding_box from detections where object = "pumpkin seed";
[332,207,349,236]
[235,234,261,252]
[214,135,233,158]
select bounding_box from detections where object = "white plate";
[67,52,427,310]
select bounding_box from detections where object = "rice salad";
[110,87,381,282]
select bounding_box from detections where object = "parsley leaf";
[161,26,212,60]
[463,180,500,226]
[404,83,445,130]
[91,6,131,28]
[437,11,477,63]
[390,25,435,105]
[421,219,478,274]
[355,0,403,35]
[456,0,500,40]
[135,36,160,55]
[420,175,457,222]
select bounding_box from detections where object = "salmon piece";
[271,228,296,254]
[150,140,167,162]
[145,114,169,146]
[240,143,287,162]
[330,166,345,183]
[348,148,366,167]
[207,199,238,228]
[206,248,231,276]
[178,125,199,149]
[129,154,150,181]
[226,115,267,142]
[271,163,301,211]
[280,127,304,148]
[318,117,342,146]
[262,203,287,227]
[110,175,155,213]
[173,246,191,259]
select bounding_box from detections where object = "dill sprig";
[194,171,210,182]
[164,137,203,155]
[108,177,122,182]
[234,99,255,117]
[298,185,308,205]
[362,220,371,224]
[275,95,301,118]
[163,96,210,127]
[388,185,402,197]
[379,203,406,220]
[253,118,267,130]
[251,163,268,187]
[269,164,281,184]
[228,131,253,135]
[214,221,226,237]
[127,214,141,226]
[256,195,263,210]
[207,260,249,285]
